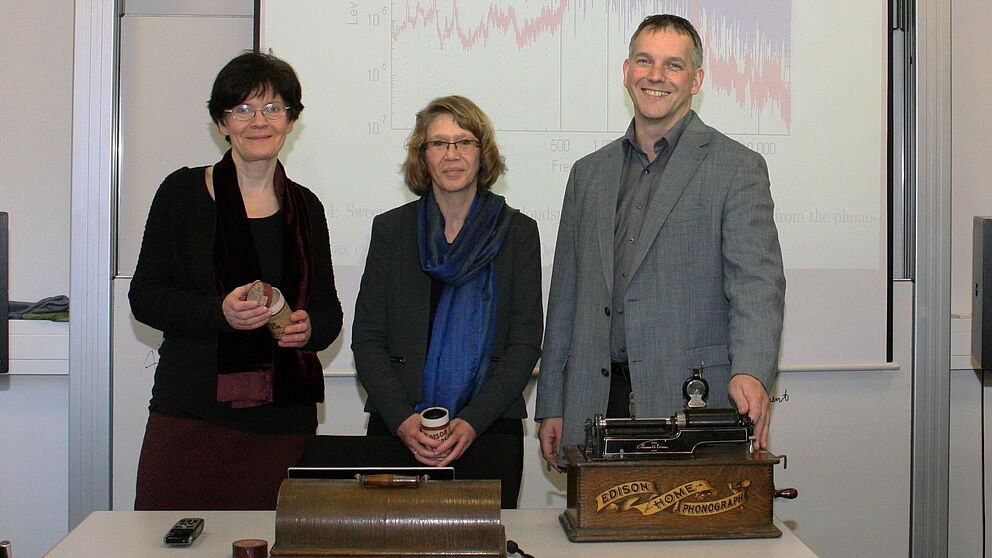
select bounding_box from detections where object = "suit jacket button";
[604,307,611,316]
[601,368,610,377]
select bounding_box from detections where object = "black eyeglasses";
[224,103,292,121]
[421,139,481,153]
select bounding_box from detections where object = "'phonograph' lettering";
[595,479,751,517]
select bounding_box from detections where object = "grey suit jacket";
[535,111,786,450]
[352,199,543,435]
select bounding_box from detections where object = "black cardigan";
[129,166,343,434]
[351,199,543,435]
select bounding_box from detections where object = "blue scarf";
[416,190,517,417]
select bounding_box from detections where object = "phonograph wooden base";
[560,445,783,542]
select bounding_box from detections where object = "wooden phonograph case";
[270,475,506,557]
[560,369,797,541]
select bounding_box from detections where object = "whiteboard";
[256,0,889,369]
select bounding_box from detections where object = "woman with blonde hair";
[352,95,542,508]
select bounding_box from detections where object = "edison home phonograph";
[561,368,798,541]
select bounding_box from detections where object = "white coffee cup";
[419,407,451,442]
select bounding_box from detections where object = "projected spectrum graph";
[389,0,792,136]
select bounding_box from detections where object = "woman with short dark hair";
[130,51,342,510]
[353,95,543,509]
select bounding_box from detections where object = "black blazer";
[352,199,543,434]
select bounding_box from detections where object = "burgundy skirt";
[134,413,310,510]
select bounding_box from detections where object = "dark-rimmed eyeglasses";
[224,103,292,121]
[421,139,481,154]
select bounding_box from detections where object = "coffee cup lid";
[420,406,449,428]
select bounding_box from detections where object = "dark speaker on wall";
[1,212,8,374]
[973,217,992,370]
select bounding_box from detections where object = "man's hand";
[538,417,564,472]
[728,374,771,450]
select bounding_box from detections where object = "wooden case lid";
[270,476,506,557]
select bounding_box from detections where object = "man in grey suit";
[536,14,785,470]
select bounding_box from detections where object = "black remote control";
[164,517,204,546]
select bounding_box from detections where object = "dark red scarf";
[212,149,323,407]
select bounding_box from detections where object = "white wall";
[0,1,73,558]
[771,284,912,557]
[0,3,72,298]
[947,1,992,556]
[951,0,992,316]
[949,369,985,558]
[0,376,68,558]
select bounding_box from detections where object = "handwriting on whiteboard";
[143,350,159,369]
[769,389,789,404]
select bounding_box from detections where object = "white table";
[45,509,817,557]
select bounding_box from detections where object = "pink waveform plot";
[391,0,791,132]
[611,0,791,129]
[392,0,571,49]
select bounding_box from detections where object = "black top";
[129,166,343,434]
[249,211,283,285]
